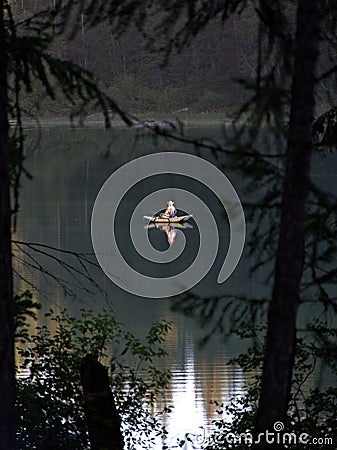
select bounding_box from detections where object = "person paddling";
[160,200,177,219]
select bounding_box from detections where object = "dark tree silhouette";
[0,2,132,447]
[0,2,15,449]
[253,0,321,446]
[80,355,124,450]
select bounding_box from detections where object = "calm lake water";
[15,125,337,448]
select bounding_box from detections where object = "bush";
[16,307,172,449]
[195,325,337,449]
[191,89,227,113]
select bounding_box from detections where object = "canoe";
[145,222,193,230]
[143,214,192,223]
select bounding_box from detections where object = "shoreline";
[10,112,234,130]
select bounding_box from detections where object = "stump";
[80,354,124,450]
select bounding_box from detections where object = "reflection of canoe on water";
[145,222,193,230]
[143,215,193,224]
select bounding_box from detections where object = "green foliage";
[313,107,337,153]
[9,1,260,118]
[9,133,32,218]
[12,0,335,121]
[107,73,156,113]
[14,290,41,343]
[199,324,337,449]
[16,307,172,449]
[9,34,132,125]
[192,90,227,113]
[106,73,202,113]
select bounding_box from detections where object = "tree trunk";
[0,2,16,449]
[253,0,321,447]
[80,355,124,450]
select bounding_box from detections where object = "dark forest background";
[14,1,334,117]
